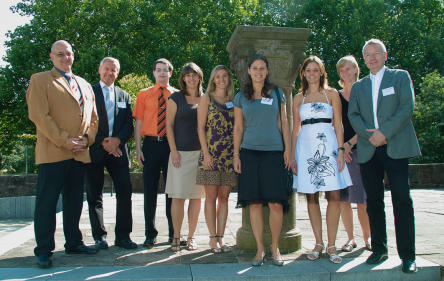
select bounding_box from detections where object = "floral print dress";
[293,92,352,193]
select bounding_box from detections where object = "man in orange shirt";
[133,58,183,247]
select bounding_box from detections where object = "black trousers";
[360,145,415,260]
[85,151,133,241]
[34,159,85,256]
[142,138,173,238]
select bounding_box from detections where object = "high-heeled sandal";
[170,238,181,252]
[271,247,284,266]
[341,240,357,252]
[307,243,324,260]
[326,245,342,264]
[186,237,198,251]
[216,235,231,253]
[251,251,265,266]
[209,236,221,253]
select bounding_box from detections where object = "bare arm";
[233,106,244,173]
[166,98,180,168]
[197,95,213,169]
[280,101,291,170]
[290,94,303,174]
[330,89,345,172]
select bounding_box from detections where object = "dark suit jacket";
[348,67,421,163]
[89,83,133,163]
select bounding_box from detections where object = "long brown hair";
[241,53,275,100]
[299,56,328,96]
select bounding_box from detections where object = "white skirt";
[165,150,205,199]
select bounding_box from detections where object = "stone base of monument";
[235,194,302,253]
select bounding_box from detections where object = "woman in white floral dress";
[290,56,352,264]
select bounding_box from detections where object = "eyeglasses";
[364,52,384,59]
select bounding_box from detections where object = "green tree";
[412,71,444,163]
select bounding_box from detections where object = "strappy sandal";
[209,236,221,253]
[307,243,324,260]
[326,245,342,264]
[170,238,181,252]
[186,237,198,251]
[341,240,357,252]
[216,235,231,253]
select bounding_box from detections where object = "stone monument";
[226,25,310,252]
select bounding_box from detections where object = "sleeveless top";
[197,95,235,172]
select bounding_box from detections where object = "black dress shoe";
[115,238,138,249]
[366,252,388,264]
[95,238,109,250]
[37,254,52,268]
[143,237,157,248]
[65,244,99,254]
[168,236,187,246]
[402,259,417,273]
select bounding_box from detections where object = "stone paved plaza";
[0,188,442,280]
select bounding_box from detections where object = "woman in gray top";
[233,53,291,266]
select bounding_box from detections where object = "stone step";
[0,256,439,281]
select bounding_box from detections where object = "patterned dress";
[196,95,237,186]
[293,92,352,193]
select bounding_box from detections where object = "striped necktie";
[68,75,84,114]
[104,86,115,136]
[157,87,166,136]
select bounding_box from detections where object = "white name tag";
[382,87,395,96]
[117,102,126,108]
[225,101,234,109]
[261,98,273,105]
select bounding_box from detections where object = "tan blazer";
[26,68,98,164]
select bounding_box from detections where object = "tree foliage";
[412,71,444,163]
[0,0,443,168]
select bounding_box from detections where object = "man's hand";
[102,137,121,156]
[367,129,387,147]
[136,151,145,168]
[71,136,88,153]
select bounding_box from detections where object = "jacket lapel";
[51,68,75,100]
[377,68,393,111]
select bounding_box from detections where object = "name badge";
[382,87,395,96]
[117,102,126,108]
[261,98,273,105]
[225,101,234,109]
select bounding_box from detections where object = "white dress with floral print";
[293,98,352,193]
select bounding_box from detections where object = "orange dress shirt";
[133,83,178,137]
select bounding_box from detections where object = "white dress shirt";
[370,66,386,129]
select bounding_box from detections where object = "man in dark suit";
[348,39,421,273]
[27,40,99,269]
[86,57,137,249]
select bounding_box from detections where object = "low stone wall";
[0,164,442,218]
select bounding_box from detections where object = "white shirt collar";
[99,80,114,90]
[370,66,386,81]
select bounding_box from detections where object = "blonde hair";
[336,55,360,87]
[205,65,234,99]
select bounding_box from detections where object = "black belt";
[302,118,332,125]
[145,136,167,142]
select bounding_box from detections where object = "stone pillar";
[226,25,310,253]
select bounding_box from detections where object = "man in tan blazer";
[26,40,99,268]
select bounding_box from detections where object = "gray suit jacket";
[348,67,421,163]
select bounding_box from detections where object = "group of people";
[27,38,420,274]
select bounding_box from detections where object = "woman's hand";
[344,142,353,163]
[233,155,241,173]
[290,158,297,175]
[337,150,345,172]
[203,152,214,170]
[171,150,181,168]
[283,150,291,170]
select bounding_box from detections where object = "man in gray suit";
[348,39,421,273]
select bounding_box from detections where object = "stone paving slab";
[0,188,443,280]
[0,257,439,281]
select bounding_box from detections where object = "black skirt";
[236,149,290,212]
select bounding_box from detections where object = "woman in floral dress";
[290,56,352,264]
[196,65,237,253]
